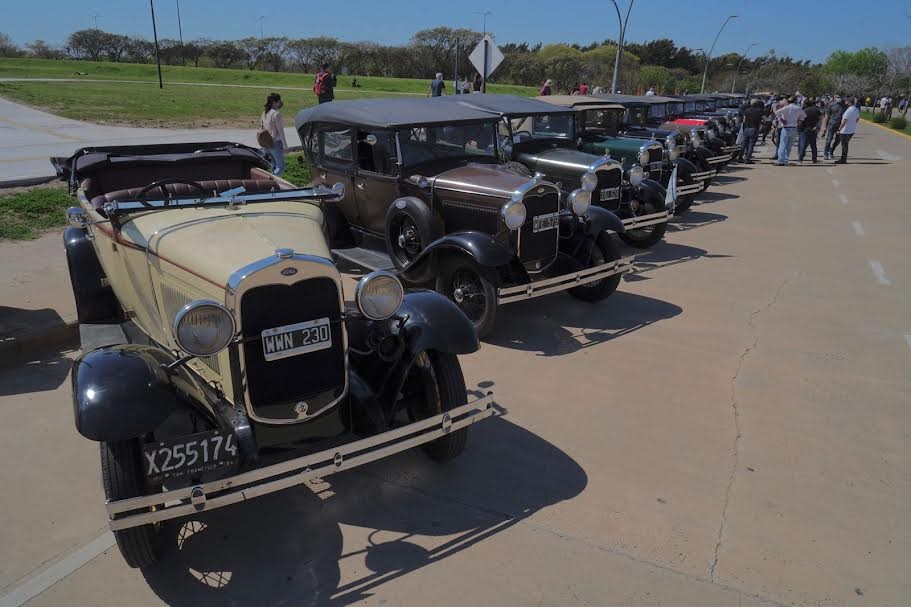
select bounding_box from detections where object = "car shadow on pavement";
[694,191,740,204]
[711,175,747,185]
[142,412,588,606]
[485,290,682,356]
[668,211,728,233]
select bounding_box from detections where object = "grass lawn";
[0,187,71,240]
[860,110,911,135]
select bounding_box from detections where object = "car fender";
[635,178,668,211]
[63,226,121,324]
[675,156,698,181]
[585,205,626,235]
[400,231,514,282]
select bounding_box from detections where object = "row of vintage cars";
[56,91,749,567]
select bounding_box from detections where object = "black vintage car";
[296,98,632,337]
[55,142,497,568]
[448,94,671,248]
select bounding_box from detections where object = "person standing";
[539,79,553,96]
[773,96,805,166]
[822,95,846,161]
[740,99,764,163]
[473,72,483,92]
[797,98,822,163]
[313,64,337,104]
[260,92,287,176]
[579,82,589,95]
[645,86,655,96]
[427,72,446,97]
[833,98,860,164]
[461,76,471,95]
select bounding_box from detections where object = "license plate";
[532,212,559,233]
[261,317,332,361]
[650,162,663,171]
[143,430,238,483]
[600,187,620,201]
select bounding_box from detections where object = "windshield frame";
[395,121,500,169]
[581,107,623,135]
[506,112,576,143]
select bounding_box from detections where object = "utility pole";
[258,16,265,45]
[731,43,757,93]
[701,15,738,94]
[609,0,634,94]
[176,0,184,65]
[474,10,492,93]
[93,14,102,29]
[149,1,163,88]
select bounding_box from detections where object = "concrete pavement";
[1,123,910,606]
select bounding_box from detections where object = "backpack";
[313,72,328,96]
[256,112,274,148]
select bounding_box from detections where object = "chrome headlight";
[667,143,679,161]
[627,165,645,186]
[567,188,591,216]
[501,199,527,230]
[707,127,717,138]
[692,134,703,147]
[173,300,235,357]
[580,171,597,192]
[355,271,404,320]
[638,148,650,166]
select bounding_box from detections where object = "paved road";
[0,123,909,606]
[0,96,298,185]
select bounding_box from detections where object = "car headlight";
[580,171,597,192]
[173,300,235,357]
[692,135,703,147]
[707,128,717,138]
[638,149,650,166]
[667,146,679,161]
[567,188,591,216]
[355,271,404,320]
[501,199,527,230]
[627,165,645,186]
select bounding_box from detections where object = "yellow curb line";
[861,118,911,142]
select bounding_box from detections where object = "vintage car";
[448,94,671,248]
[669,95,742,160]
[54,142,497,568]
[295,98,632,337]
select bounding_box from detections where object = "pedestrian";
[885,95,893,120]
[773,95,805,166]
[592,85,605,95]
[899,96,908,114]
[473,72,483,92]
[259,92,287,176]
[539,78,553,96]
[797,98,822,163]
[832,98,860,164]
[313,63,337,104]
[741,99,764,163]
[570,82,581,95]
[579,81,589,95]
[427,72,446,97]
[645,86,655,96]
[821,95,846,160]
[461,76,471,95]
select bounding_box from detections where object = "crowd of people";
[866,95,908,119]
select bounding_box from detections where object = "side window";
[321,128,353,164]
[356,131,398,176]
[304,127,320,164]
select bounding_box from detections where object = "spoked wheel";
[436,257,497,338]
[389,214,424,269]
[568,233,623,302]
[400,351,469,461]
[101,440,162,569]
[620,199,668,249]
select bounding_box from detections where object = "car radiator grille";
[594,167,623,211]
[518,191,559,272]
[440,199,499,234]
[240,277,345,422]
[647,147,663,178]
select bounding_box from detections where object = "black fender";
[635,178,669,212]
[585,205,626,235]
[400,231,513,283]
[675,156,698,182]
[71,344,220,442]
[63,227,121,323]
[691,146,714,172]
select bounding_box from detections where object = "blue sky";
[5,0,909,64]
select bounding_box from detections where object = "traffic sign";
[469,35,504,80]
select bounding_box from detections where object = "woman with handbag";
[258,92,287,176]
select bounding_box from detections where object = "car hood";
[121,201,330,287]
[431,163,536,201]
[517,147,603,177]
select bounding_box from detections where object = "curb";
[860,118,911,143]
[0,320,79,364]
[0,175,58,189]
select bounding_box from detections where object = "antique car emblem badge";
[281,267,298,276]
[294,401,309,417]
[537,187,545,194]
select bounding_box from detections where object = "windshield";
[668,102,684,115]
[397,123,497,167]
[625,107,648,126]
[685,101,697,113]
[648,104,667,118]
[582,109,622,134]
[508,114,574,141]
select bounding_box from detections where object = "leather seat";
[90,179,285,211]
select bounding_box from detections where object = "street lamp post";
[473,10,493,93]
[149,0,163,89]
[176,0,184,65]
[700,15,738,94]
[258,16,265,45]
[609,0,635,94]
[731,43,757,93]
[92,14,102,29]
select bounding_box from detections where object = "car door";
[353,130,402,236]
[314,125,359,226]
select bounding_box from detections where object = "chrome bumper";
[722,144,741,153]
[706,153,732,165]
[498,256,634,304]
[623,210,669,230]
[691,169,716,181]
[677,182,704,196]
[106,394,498,531]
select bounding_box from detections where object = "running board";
[332,247,396,272]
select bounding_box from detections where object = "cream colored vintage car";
[55,142,496,569]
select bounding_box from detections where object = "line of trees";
[0,29,908,98]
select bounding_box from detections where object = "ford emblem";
[281,267,298,276]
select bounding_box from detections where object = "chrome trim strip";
[677,183,704,195]
[690,170,714,180]
[721,145,741,153]
[498,256,634,304]
[108,185,343,214]
[622,211,668,229]
[105,394,497,530]
[706,154,731,164]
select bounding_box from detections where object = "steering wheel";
[513,132,532,143]
[135,179,207,207]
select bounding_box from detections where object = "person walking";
[427,72,446,97]
[740,99,764,163]
[822,95,846,161]
[259,92,287,176]
[773,96,805,166]
[797,98,822,163]
[539,79,553,96]
[833,98,860,164]
[313,64,337,104]
[461,76,471,95]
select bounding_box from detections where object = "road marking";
[826,167,834,175]
[869,260,892,286]
[832,179,840,188]
[852,222,864,236]
[839,194,849,205]
[0,532,114,607]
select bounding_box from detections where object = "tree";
[260,37,289,72]
[638,65,675,94]
[825,48,888,78]
[207,40,244,69]
[26,40,64,59]
[103,33,131,62]
[157,39,184,66]
[0,32,20,57]
[66,29,108,61]
[182,39,209,68]
[126,37,155,63]
[410,27,481,79]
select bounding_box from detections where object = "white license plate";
[262,317,332,361]
[143,430,238,483]
[650,162,663,171]
[600,187,620,201]
[532,212,559,233]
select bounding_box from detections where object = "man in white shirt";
[773,96,806,166]
[645,87,655,96]
[833,98,860,164]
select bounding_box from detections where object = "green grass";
[861,110,911,135]
[0,187,71,240]
[281,152,312,186]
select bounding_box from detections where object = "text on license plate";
[532,212,559,233]
[143,430,238,483]
[600,187,620,201]
[650,162,663,171]
[262,317,332,361]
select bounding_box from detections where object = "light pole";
[473,10,492,92]
[731,43,757,93]
[176,0,184,65]
[92,14,102,29]
[258,16,265,45]
[149,1,163,89]
[700,15,738,93]
[609,0,635,94]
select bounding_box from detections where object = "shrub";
[872,112,887,123]
[889,116,907,131]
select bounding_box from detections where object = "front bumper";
[690,169,716,182]
[706,153,732,165]
[623,210,669,230]
[498,256,634,304]
[677,180,704,196]
[721,144,741,154]
[106,393,497,531]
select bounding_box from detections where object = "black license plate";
[600,187,620,201]
[532,212,559,233]
[143,430,238,483]
[261,317,331,362]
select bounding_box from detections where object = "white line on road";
[0,532,114,607]
[852,222,865,236]
[839,194,849,205]
[832,179,840,188]
[869,260,892,286]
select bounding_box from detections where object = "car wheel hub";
[453,287,465,303]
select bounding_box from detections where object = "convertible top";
[536,95,625,111]
[596,94,682,106]
[294,97,498,130]
[442,94,576,117]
